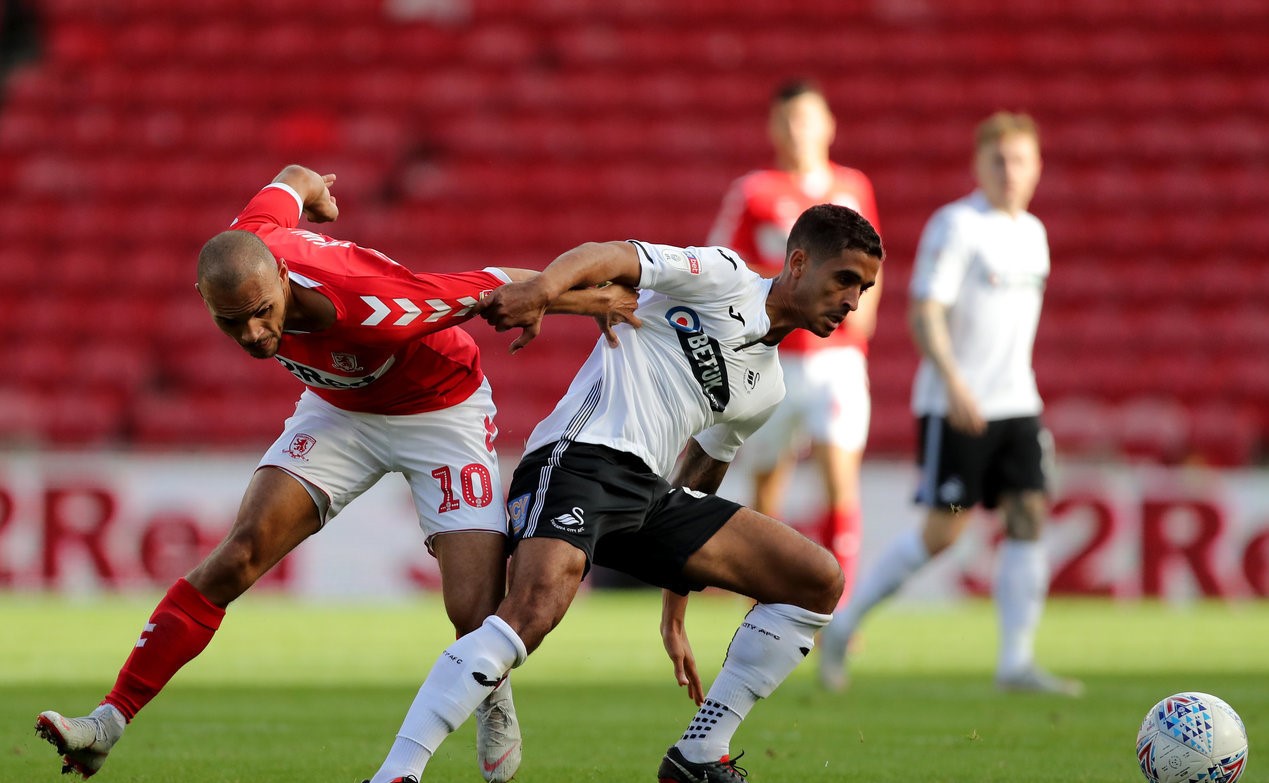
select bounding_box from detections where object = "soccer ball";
[1136,692,1248,783]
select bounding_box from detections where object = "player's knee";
[1003,492,1046,541]
[820,563,846,613]
[924,532,954,556]
[446,605,490,637]
[496,604,556,655]
[443,583,507,636]
[498,586,574,654]
[922,509,964,555]
[800,547,844,614]
[226,530,273,577]
[1004,512,1043,541]
[194,530,272,599]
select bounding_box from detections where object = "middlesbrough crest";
[331,352,361,372]
[285,433,317,460]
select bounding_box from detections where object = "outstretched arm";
[272,164,339,223]
[482,242,644,352]
[659,438,734,704]
[495,267,643,349]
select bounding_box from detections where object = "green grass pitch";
[3,591,1264,782]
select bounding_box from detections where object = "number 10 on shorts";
[430,464,495,512]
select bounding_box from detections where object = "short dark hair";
[787,204,884,264]
[772,78,824,106]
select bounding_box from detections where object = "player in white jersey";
[360,204,883,783]
[819,113,1082,696]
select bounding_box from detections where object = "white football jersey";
[524,241,786,477]
[909,191,1049,419]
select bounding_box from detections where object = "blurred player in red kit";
[709,79,883,606]
[34,164,637,782]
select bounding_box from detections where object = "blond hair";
[975,111,1039,150]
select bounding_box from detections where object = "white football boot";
[475,678,521,782]
[996,665,1085,697]
[35,704,126,779]
[816,622,851,692]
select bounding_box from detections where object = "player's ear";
[788,248,807,278]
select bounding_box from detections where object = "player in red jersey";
[35,164,638,783]
[709,79,883,613]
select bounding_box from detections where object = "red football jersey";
[709,164,881,355]
[229,184,504,415]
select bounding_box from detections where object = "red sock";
[819,508,861,608]
[103,578,225,721]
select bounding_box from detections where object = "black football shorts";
[915,415,1048,511]
[505,441,741,594]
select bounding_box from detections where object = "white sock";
[370,616,527,783]
[821,527,929,655]
[676,603,830,763]
[994,538,1048,677]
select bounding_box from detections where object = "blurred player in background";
[819,112,1083,696]
[360,204,882,783]
[709,79,882,604]
[35,164,638,782]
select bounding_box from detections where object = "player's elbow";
[271,164,322,195]
[273,163,311,182]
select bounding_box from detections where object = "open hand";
[946,378,986,435]
[662,620,704,705]
[591,283,643,348]
[479,280,551,353]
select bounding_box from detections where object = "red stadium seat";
[75,340,155,397]
[2,0,1263,461]
[0,388,46,446]
[1222,359,1269,409]
[0,105,52,152]
[131,390,292,450]
[1207,305,1269,358]
[1044,396,1117,459]
[33,389,128,447]
[1114,396,1191,465]
[1187,404,1260,467]
[112,20,184,65]
[0,241,45,292]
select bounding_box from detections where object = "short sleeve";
[229,183,304,232]
[629,241,745,304]
[909,207,971,305]
[693,404,777,464]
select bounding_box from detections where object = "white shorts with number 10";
[257,379,505,550]
[745,346,871,471]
